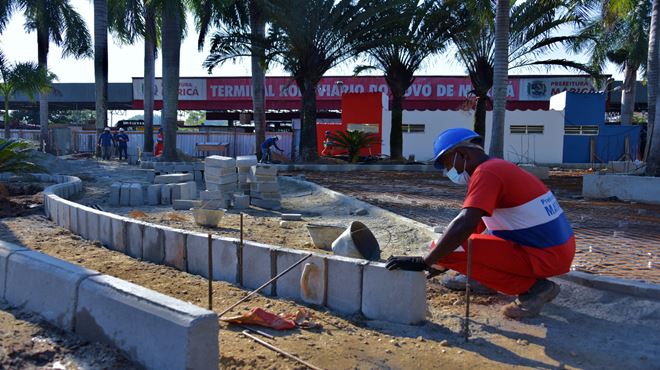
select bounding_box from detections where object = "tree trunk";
[300,80,318,162]
[474,95,487,138]
[646,0,659,162]
[621,63,637,126]
[250,0,267,159]
[649,0,660,176]
[161,0,181,162]
[143,4,157,153]
[390,93,404,160]
[489,0,509,158]
[4,97,10,139]
[94,0,108,137]
[37,23,49,152]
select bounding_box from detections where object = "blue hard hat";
[432,128,480,169]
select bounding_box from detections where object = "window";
[564,125,599,135]
[347,123,379,133]
[402,124,425,133]
[510,125,544,134]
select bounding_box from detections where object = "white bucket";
[331,221,380,261]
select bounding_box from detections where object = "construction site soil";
[0,158,658,369]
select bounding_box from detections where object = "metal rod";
[464,238,473,342]
[239,212,244,287]
[219,253,312,318]
[241,330,323,370]
[208,234,213,310]
[233,324,275,340]
[240,212,244,246]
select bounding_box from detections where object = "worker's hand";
[385,256,428,271]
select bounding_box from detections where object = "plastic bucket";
[331,221,380,261]
[192,208,226,227]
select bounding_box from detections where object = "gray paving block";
[206,182,237,193]
[155,173,193,184]
[281,213,302,221]
[193,162,205,171]
[120,183,131,206]
[142,225,165,264]
[75,274,218,370]
[163,228,187,271]
[241,241,276,295]
[275,248,325,302]
[236,155,258,167]
[6,251,99,330]
[205,173,237,185]
[86,210,101,242]
[77,207,89,239]
[171,183,184,200]
[57,200,70,229]
[179,181,197,200]
[98,213,113,247]
[194,170,203,181]
[129,183,144,206]
[361,262,426,325]
[147,184,162,206]
[200,190,225,200]
[204,155,235,168]
[126,221,144,259]
[173,164,194,173]
[110,216,128,253]
[232,194,250,210]
[326,255,365,314]
[109,183,121,206]
[250,182,279,193]
[204,166,236,178]
[186,233,240,283]
[161,183,173,205]
[173,199,202,210]
[69,203,79,234]
[0,240,27,300]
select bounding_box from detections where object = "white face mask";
[445,152,470,185]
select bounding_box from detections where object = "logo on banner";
[527,80,547,98]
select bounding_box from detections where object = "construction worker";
[386,128,575,318]
[116,128,129,161]
[322,130,335,156]
[260,135,284,163]
[97,127,114,160]
[154,127,164,157]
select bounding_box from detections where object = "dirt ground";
[0,158,659,369]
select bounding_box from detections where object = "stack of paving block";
[202,156,237,209]
[236,155,258,193]
[149,173,198,206]
[109,182,145,206]
[248,164,281,210]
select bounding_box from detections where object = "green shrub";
[329,130,380,163]
[0,138,46,174]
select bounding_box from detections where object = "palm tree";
[0,53,56,139]
[571,0,651,126]
[329,130,379,163]
[354,0,453,161]
[647,0,658,164]
[94,0,108,137]
[0,138,46,173]
[6,1,92,152]
[448,0,594,141]
[200,0,269,160]
[490,0,510,158]
[648,0,660,175]
[266,0,395,161]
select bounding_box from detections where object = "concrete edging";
[582,173,660,205]
[3,174,220,370]
[557,271,660,301]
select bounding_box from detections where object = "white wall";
[381,109,564,163]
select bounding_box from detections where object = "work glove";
[385,256,428,271]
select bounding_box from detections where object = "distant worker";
[111,128,120,159]
[260,135,284,163]
[321,130,335,156]
[97,127,114,160]
[386,128,575,318]
[154,127,164,157]
[116,128,129,161]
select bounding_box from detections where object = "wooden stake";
[219,254,312,318]
[208,233,213,310]
[464,238,473,342]
[241,331,324,370]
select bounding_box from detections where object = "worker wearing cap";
[116,128,130,161]
[260,135,284,163]
[386,128,575,318]
[97,127,114,160]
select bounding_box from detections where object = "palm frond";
[0,138,46,174]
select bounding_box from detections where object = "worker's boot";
[501,279,560,319]
[441,273,497,294]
